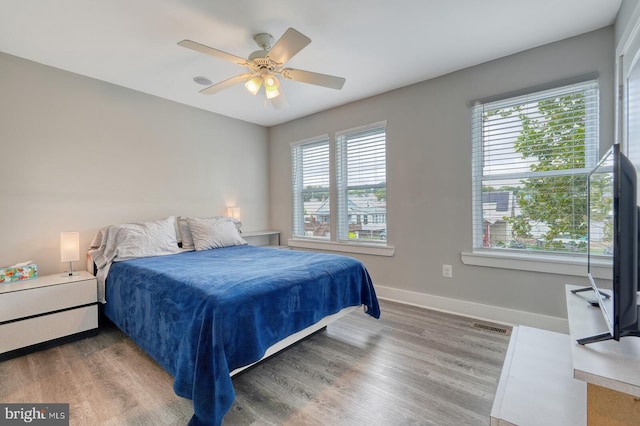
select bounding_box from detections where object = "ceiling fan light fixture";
[244,76,262,95]
[265,86,280,99]
[264,75,281,99]
[264,75,280,90]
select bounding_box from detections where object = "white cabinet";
[490,326,586,425]
[0,270,98,360]
[492,285,640,425]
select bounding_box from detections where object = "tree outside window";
[472,80,599,254]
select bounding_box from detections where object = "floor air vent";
[471,322,511,336]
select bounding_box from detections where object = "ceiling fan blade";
[267,28,311,65]
[281,68,346,90]
[178,40,248,66]
[199,74,252,95]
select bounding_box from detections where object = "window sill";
[287,238,395,257]
[461,250,611,280]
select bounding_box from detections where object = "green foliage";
[589,173,614,242]
[488,93,589,247]
[303,185,329,202]
[346,185,386,201]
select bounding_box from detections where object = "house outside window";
[291,121,387,244]
[471,80,599,255]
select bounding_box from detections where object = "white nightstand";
[243,230,287,248]
[0,270,98,361]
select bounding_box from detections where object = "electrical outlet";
[442,264,453,278]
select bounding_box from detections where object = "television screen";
[588,150,614,262]
[587,148,614,335]
[580,144,640,344]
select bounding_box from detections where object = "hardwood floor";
[0,300,511,425]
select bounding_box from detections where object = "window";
[291,122,387,245]
[291,136,330,239]
[336,124,387,242]
[471,80,599,255]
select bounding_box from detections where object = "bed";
[89,216,380,426]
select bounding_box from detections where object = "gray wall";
[0,25,619,328]
[268,28,615,326]
[0,52,269,276]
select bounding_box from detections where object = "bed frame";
[88,254,359,377]
[230,305,359,376]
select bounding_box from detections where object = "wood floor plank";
[0,299,510,425]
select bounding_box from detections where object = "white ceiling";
[0,0,622,127]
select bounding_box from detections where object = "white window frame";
[336,121,388,244]
[289,122,394,257]
[465,79,600,275]
[291,135,330,240]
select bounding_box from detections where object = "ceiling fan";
[178,28,345,104]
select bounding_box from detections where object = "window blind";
[291,137,330,238]
[336,123,387,242]
[471,80,599,252]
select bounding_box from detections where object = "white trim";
[617,54,625,151]
[289,133,329,148]
[287,238,394,256]
[375,285,568,333]
[485,80,599,112]
[616,1,640,58]
[334,120,387,137]
[460,251,612,280]
[616,1,640,153]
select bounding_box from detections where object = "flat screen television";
[578,144,640,344]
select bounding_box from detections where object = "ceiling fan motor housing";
[253,33,274,50]
[248,49,269,61]
[249,33,278,71]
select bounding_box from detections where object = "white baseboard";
[375,285,569,334]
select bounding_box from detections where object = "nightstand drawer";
[0,279,96,323]
[0,305,98,353]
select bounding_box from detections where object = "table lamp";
[60,231,80,277]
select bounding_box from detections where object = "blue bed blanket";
[103,245,380,426]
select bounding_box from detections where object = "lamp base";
[62,260,78,277]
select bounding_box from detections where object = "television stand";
[576,331,614,345]
[570,286,610,304]
[567,285,640,424]
[576,302,640,345]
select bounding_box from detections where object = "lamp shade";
[264,75,279,89]
[265,86,280,99]
[60,232,80,262]
[264,75,281,99]
[226,207,241,220]
[244,76,262,95]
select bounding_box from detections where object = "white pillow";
[186,216,247,250]
[177,217,195,251]
[113,216,181,260]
